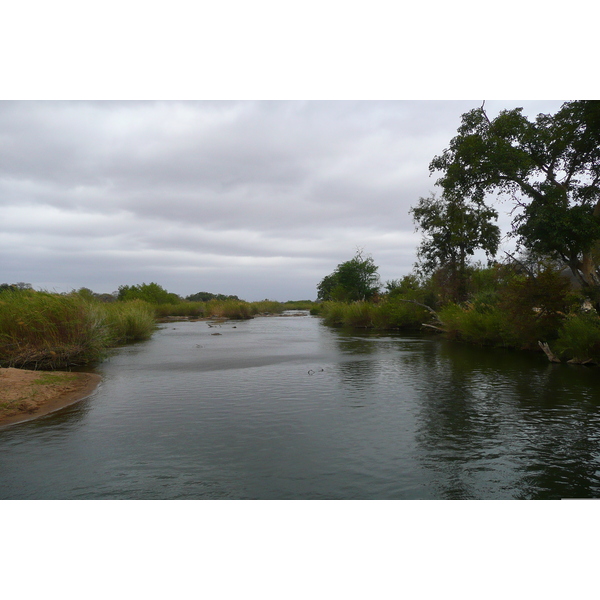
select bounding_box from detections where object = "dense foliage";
[117,282,181,304]
[313,102,600,365]
[317,250,381,302]
[411,192,500,301]
[185,291,240,302]
[430,100,600,297]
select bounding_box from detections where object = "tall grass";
[438,302,510,346]
[250,300,284,315]
[0,290,109,368]
[0,291,155,369]
[153,299,285,320]
[154,301,205,319]
[319,298,430,330]
[205,299,254,319]
[102,300,156,345]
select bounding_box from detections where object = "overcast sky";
[0,100,567,301]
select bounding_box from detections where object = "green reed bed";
[102,300,156,345]
[205,299,254,320]
[154,301,206,319]
[249,300,284,315]
[0,291,155,369]
[319,298,430,331]
[0,290,109,369]
[151,299,285,320]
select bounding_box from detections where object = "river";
[2,311,600,499]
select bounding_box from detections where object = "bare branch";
[503,251,536,278]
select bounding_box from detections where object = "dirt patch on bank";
[0,367,101,427]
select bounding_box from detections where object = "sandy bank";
[0,367,101,427]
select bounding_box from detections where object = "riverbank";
[0,367,101,427]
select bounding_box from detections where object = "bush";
[118,282,180,304]
[343,302,376,328]
[320,302,347,326]
[498,269,572,348]
[555,311,600,363]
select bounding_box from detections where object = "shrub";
[555,311,600,363]
[498,269,572,348]
[320,302,346,326]
[117,282,180,304]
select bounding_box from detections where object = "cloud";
[0,100,565,300]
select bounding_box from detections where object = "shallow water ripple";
[2,315,600,499]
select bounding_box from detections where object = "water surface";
[2,313,600,499]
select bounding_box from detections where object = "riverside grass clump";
[154,299,285,320]
[154,301,206,319]
[102,300,156,345]
[438,302,510,347]
[0,290,155,369]
[319,298,430,330]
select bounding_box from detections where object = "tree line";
[316,100,600,363]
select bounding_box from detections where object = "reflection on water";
[1,313,600,499]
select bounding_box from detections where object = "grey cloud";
[0,100,565,300]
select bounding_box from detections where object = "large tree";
[411,192,500,301]
[430,101,600,296]
[317,250,380,302]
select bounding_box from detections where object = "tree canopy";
[117,282,180,304]
[429,100,600,293]
[317,250,380,302]
[411,192,500,300]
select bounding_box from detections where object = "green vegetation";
[317,250,380,302]
[314,101,600,366]
[411,192,500,302]
[315,260,600,363]
[185,291,240,302]
[118,282,180,304]
[153,299,286,320]
[430,100,600,300]
[0,279,310,370]
[0,289,155,369]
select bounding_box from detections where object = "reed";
[320,298,430,330]
[0,290,109,369]
[438,302,509,346]
[0,291,155,369]
[250,300,284,315]
[102,300,156,345]
[153,301,206,318]
[205,299,254,320]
